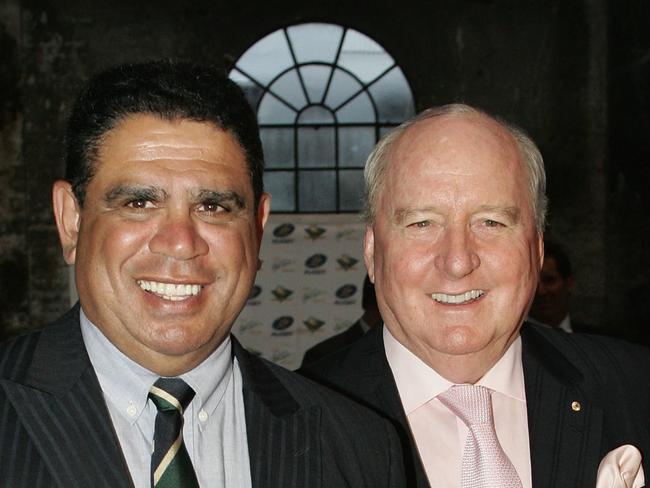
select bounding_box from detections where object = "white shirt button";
[198,409,209,422]
[126,404,137,417]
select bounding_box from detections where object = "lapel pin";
[571,401,581,412]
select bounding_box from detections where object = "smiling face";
[53,114,270,375]
[365,113,543,382]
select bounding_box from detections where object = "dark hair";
[64,60,264,207]
[543,240,572,279]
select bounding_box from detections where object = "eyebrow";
[393,206,441,224]
[103,185,247,210]
[392,205,522,224]
[476,205,521,222]
[195,189,246,210]
[104,185,167,204]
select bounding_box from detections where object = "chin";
[142,326,213,356]
[435,326,489,355]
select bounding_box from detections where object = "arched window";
[229,23,415,212]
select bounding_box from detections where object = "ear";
[536,232,545,270]
[363,225,376,283]
[255,192,271,242]
[52,180,81,264]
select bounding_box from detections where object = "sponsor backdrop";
[233,214,367,370]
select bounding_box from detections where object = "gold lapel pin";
[571,401,582,412]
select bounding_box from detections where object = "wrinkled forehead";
[393,113,520,168]
[382,114,529,195]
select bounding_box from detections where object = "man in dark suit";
[303,104,650,488]
[301,275,381,367]
[0,61,405,488]
[528,240,604,335]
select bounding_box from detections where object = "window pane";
[297,127,335,168]
[264,171,295,212]
[368,66,416,123]
[336,91,375,123]
[338,30,394,83]
[236,30,294,85]
[287,23,343,63]
[339,169,364,211]
[324,68,362,109]
[297,105,334,124]
[260,128,294,168]
[299,171,336,211]
[229,71,264,108]
[338,127,375,167]
[269,69,308,109]
[300,65,334,104]
[258,94,297,124]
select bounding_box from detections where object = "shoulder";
[248,349,383,418]
[522,323,650,398]
[301,323,363,367]
[238,343,398,438]
[0,306,82,381]
[0,327,43,380]
[302,325,385,378]
[525,322,650,365]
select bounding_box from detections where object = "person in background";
[0,60,405,488]
[303,103,650,488]
[301,274,381,366]
[527,240,600,334]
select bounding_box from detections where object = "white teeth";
[137,280,202,301]
[431,290,485,304]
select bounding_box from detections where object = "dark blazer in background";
[302,323,650,488]
[301,320,366,367]
[0,306,406,488]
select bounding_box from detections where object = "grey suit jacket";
[0,306,406,487]
[302,323,650,488]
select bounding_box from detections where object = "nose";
[434,226,480,279]
[148,213,209,260]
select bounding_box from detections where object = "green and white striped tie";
[149,378,200,488]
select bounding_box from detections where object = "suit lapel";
[348,327,431,488]
[234,339,321,488]
[0,307,133,488]
[521,325,604,488]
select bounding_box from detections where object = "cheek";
[203,226,258,265]
[81,219,152,272]
[377,237,435,286]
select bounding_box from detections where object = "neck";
[390,329,520,385]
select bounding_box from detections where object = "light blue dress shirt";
[80,309,252,488]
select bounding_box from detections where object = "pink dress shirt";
[384,327,532,488]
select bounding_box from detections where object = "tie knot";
[438,384,493,426]
[149,377,195,413]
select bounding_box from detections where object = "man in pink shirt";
[303,104,650,488]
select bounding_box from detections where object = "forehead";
[389,113,522,179]
[379,113,531,210]
[93,114,250,179]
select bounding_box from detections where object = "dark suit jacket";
[302,323,650,488]
[0,306,406,488]
[301,320,366,367]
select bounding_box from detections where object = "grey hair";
[361,103,548,232]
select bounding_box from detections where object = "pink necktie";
[438,385,523,488]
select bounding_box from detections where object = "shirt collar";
[384,326,525,415]
[80,307,232,425]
